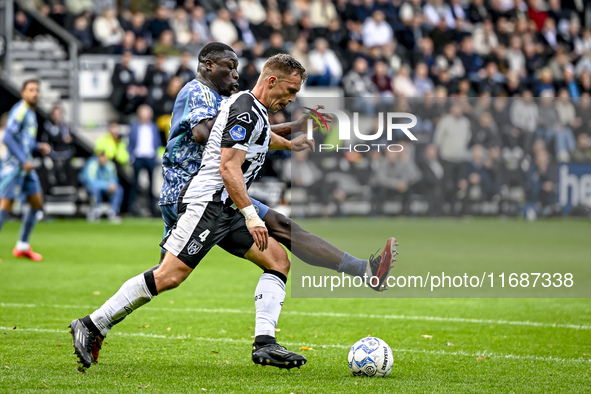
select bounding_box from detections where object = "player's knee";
[269,240,291,275]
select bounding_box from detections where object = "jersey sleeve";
[186,84,219,129]
[3,104,29,164]
[220,94,258,151]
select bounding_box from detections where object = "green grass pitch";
[0,217,590,393]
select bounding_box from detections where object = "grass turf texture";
[0,217,589,393]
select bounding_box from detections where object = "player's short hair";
[260,54,308,83]
[198,42,235,63]
[22,79,40,91]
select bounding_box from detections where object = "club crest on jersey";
[230,125,246,141]
[237,112,252,123]
[187,238,203,255]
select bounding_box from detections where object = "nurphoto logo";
[305,108,418,152]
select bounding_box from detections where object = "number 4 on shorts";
[198,229,210,242]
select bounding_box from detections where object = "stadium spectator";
[414,62,435,97]
[417,143,445,216]
[128,12,150,42]
[115,30,137,55]
[127,105,161,217]
[506,36,526,75]
[473,19,499,56]
[190,6,210,44]
[370,143,422,216]
[263,32,287,57]
[210,8,238,45]
[457,144,493,213]
[433,103,472,204]
[572,133,591,162]
[361,10,394,49]
[152,29,182,56]
[436,42,466,80]
[392,64,418,97]
[525,148,560,218]
[175,51,196,85]
[310,0,338,30]
[144,54,171,106]
[470,111,502,150]
[238,0,267,25]
[170,7,192,46]
[371,60,394,101]
[307,38,343,86]
[147,5,172,42]
[40,104,76,187]
[280,10,300,44]
[110,51,148,116]
[342,57,378,114]
[458,36,484,81]
[423,0,455,29]
[95,121,130,170]
[70,15,93,53]
[233,8,257,49]
[509,90,539,149]
[92,8,125,52]
[153,76,184,135]
[79,151,123,222]
[289,36,313,74]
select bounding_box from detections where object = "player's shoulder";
[9,100,29,118]
[228,91,266,119]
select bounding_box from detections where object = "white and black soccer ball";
[348,337,393,377]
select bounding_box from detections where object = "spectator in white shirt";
[308,38,343,86]
[361,10,394,48]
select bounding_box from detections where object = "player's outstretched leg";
[263,210,399,290]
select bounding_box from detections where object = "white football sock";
[254,273,286,338]
[16,241,30,251]
[89,273,154,336]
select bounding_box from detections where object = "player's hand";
[291,133,315,152]
[37,142,51,156]
[22,161,34,173]
[295,105,333,132]
[246,216,268,251]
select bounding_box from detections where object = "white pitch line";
[0,326,589,364]
[2,302,591,331]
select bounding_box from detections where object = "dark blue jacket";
[127,121,161,163]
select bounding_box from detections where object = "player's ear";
[205,59,215,72]
[268,75,277,88]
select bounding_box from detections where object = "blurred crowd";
[11,0,591,217]
[15,0,591,98]
[280,97,591,218]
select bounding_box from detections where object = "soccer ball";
[348,337,393,377]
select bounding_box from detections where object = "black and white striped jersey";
[181,91,271,205]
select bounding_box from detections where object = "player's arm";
[191,117,216,145]
[269,105,332,136]
[3,109,31,170]
[220,147,268,251]
[269,132,315,152]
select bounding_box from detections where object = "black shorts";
[160,201,255,269]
